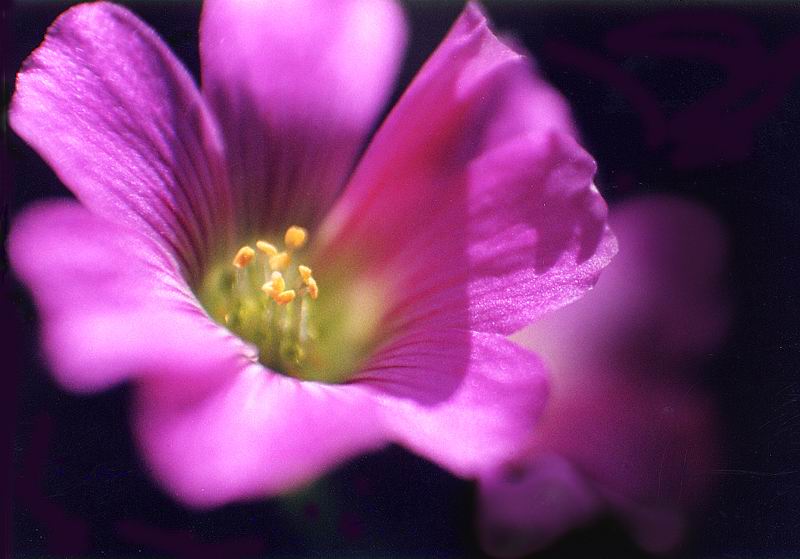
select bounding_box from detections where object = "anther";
[269,251,291,271]
[261,271,286,297]
[298,265,312,282]
[284,226,308,251]
[275,289,297,305]
[306,277,319,300]
[271,271,286,294]
[232,246,255,268]
[260,282,274,297]
[256,240,278,257]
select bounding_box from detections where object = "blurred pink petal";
[10,1,615,505]
[134,366,386,508]
[479,195,728,556]
[8,202,249,393]
[479,453,602,558]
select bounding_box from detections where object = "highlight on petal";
[201,0,408,232]
[317,2,616,336]
[133,366,387,508]
[9,1,232,279]
[356,329,549,477]
[8,202,250,393]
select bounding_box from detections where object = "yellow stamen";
[269,251,291,271]
[306,277,319,300]
[275,289,296,305]
[298,265,312,283]
[270,271,286,294]
[197,222,339,380]
[261,271,286,299]
[256,240,278,257]
[232,246,255,268]
[284,226,308,251]
[260,282,275,297]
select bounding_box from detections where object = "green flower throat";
[197,225,381,383]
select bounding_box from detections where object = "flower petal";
[318,3,616,336]
[200,0,407,233]
[8,202,249,393]
[133,366,387,508]
[356,329,549,477]
[10,2,232,280]
[478,453,603,558]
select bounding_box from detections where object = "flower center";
[196,226,381,383]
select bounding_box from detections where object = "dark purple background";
[4,1,800,557]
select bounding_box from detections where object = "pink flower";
[9,1,615,508]
[478,195,729,556]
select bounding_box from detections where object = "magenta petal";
[478,453,603,558]
[10,2,232,279]
[318,3,616,335]
[9,202,250,392]
[357,329,549,477]
[134,367,387,508]
[200,0,407,232]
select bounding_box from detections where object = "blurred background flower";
[479,195,728,557]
